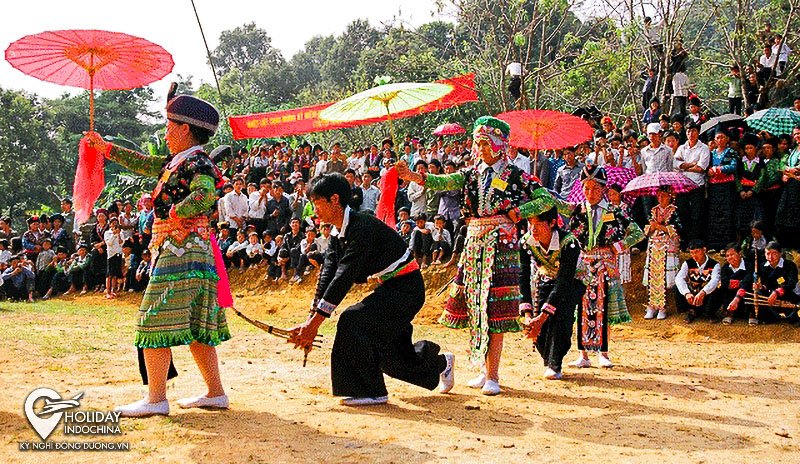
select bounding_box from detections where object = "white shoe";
[481,379,502,396]
[644,308,656,319]
[438,353,455,393]
[568,357,591,368]
[340,395,388,406]
[176,394,230,409]
[598,355,614,368]
[657,309,668,320]
[466,373,486,388]
[114,398,169,417]
[544,368,563,380]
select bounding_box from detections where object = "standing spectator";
[706,128,738,251]
[89,209,109,291]
[266,181,291,236]
[425,160,443,218]
[528,149,552,187]
[641,123,674,212]
[35,238,56,296]
[344,169,364,211]
[727,65,743,115]
[776,126,800,250]
[21,216,41,262]
[437,161,462,234]
[360,172,380,215]
[506,61,523,102]
[119,201,136,241]
[643,186,682,320]
[672,66,690,116]
[758,137,782,237]
[674,240,722,323]
[326,143,346,174]
[104,218,124,299]
[735,134,766,240]
[553,146,583,199]
[49,214,74,255]
[0,217,16,241]
[773,34,791,75]
[137,194,154,249]
[60,198,77,243]
[407,161,428,217]
[288,180,309,223]
[223,176,249,234]
[685,97,705,125]
[673,121,709,246]
[508,146,531,174]
[248,178,269,236]
[641,97,661,125]
[642,68,657,111]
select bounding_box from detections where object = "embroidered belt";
[150,215,211,256]
[378,259,419,283]
[709,174,735,184]
[466,215,514,239]
[740,178,757,186]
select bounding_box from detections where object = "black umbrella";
[699,114,746,138]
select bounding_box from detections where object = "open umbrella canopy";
[745,107,800,135]
[319,82,453,122]
[496,110,593,150]
[5,29,174,91]
[699,113,745,137]
[433,123,465,136]
[621,172,700,196]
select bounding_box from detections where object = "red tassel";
[376,167,398,229]
[74,136,106,225]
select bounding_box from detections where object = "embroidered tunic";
[643,204,681,311]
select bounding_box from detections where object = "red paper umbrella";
[496,110,593,150]
[5,29,174,225]
[433,123,466,136]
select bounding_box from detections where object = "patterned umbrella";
[496,110,593,150]
[621,171,700,196]
[567,166,638,205]
[433,123,466,136]
[745,107,800,135]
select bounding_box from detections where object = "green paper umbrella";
[318,82,453,148]
[745,107,800,135]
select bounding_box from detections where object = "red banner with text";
[228,73,477,140]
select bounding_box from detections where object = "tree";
[210,22,284,75]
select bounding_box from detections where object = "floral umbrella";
[433,123,466,136]
[5,29,174,224]
[567,166,638,205]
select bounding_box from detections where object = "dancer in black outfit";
[290,174,455,405]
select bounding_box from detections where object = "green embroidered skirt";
[134,233,231,348]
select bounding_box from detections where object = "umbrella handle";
[384,101,398,152]
[89,72,95,132]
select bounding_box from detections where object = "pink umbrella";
[621,172,700,196]
[433,123,466,136]
[568,166,638,205]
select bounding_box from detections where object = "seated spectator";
[50,214,74,254]
[315,224,332,257]
[719,242,755,325]
[296,228,324,280]
[265,234,284,281]
[398,220,414,246]
[741,220,772,266]
[42,247,70,300]
[395,207,411,231]
[674,240,722,323]
[409,214,433,268]
[133,249,151,292]
[35,238,56,297]
[445,224,468,267]
[0,239,11,265]
[66,243,92,294]
[2,254,35,302]
[431,215,452,265]
[226,230,249,270]
[245,231,264,269]
[754,241,800,325]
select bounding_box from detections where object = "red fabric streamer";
[376,167,398,229]
[73,136,106,225]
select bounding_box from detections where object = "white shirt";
[223,191,249,228]
[118,212,136,241]
[672,72,689,97]
[248,191,268,219]
[432,227,451,245]
[263,240,278,257]
[773,42,792,62]
[407,182,427,217]
[314,159,329,178]
[477,159,508,192]
[104,229,124,258]
[0,249,12,264]
[673,140,710,186]
[509,153,531,174]
[506,62,522,76]
[675,256,721,296]
[227,239,248,254]
[246,242,264,256]
[315,235,331,254]
[640,143,674,174]
[760,53,777,69]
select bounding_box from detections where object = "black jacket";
[314,208,410,316]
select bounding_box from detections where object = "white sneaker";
[481,380,502,396]
[466,373,486,388]
[543,368,563,380]
[438,353,455,393]
[598,355,614,368]
[568,357,591,368]
[176,394,230,409]
[657,309,668,320]
[340,395,389,406]
[644,308,656,320]
[114,398,169,417]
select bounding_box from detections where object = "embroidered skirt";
[576,247,617,352]
[135,232,231,348]
[440,216,521,365]
[643,232,681,311]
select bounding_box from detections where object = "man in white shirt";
[360,171,381,214]
[758,44,778,81]
[640,123,673,174]
[507,146,531,174]
[406,160,428,218]
[672,70,689,115]
[674,240,722,323]
[223,176,249,233]
[773,34,792,74]
[248,179,270,235]
[673,121,710,246]
[505,61,523,102]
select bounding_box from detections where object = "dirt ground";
[2,254,800,463]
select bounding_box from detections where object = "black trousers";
[411,230,432,257]
[728,97,743,115]
[676,187,705,248]
[508,76,521,101]
[673,287,723,318]
[331,271,446,398]
[535,280,585,372]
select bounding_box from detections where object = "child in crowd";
[410,214,433,268]
[104,218,124,299]
[741,219,771,266]
[226,230,249,269]
[395,207,411,231]
[643,186,682,320]
[297,228,323,280]
[66,244,92,295]
[0,239,11,265]
[134,249,152,292]
[246,231,265,269]
[35,238,56,296]
[266,235,284,281]
[42,247,70,300]
[262,232,278,269]
[431,215,452,265]
[398,220,414,246]
[1,254,35,302]
[121,239,136,292]
[607,185,632,284]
